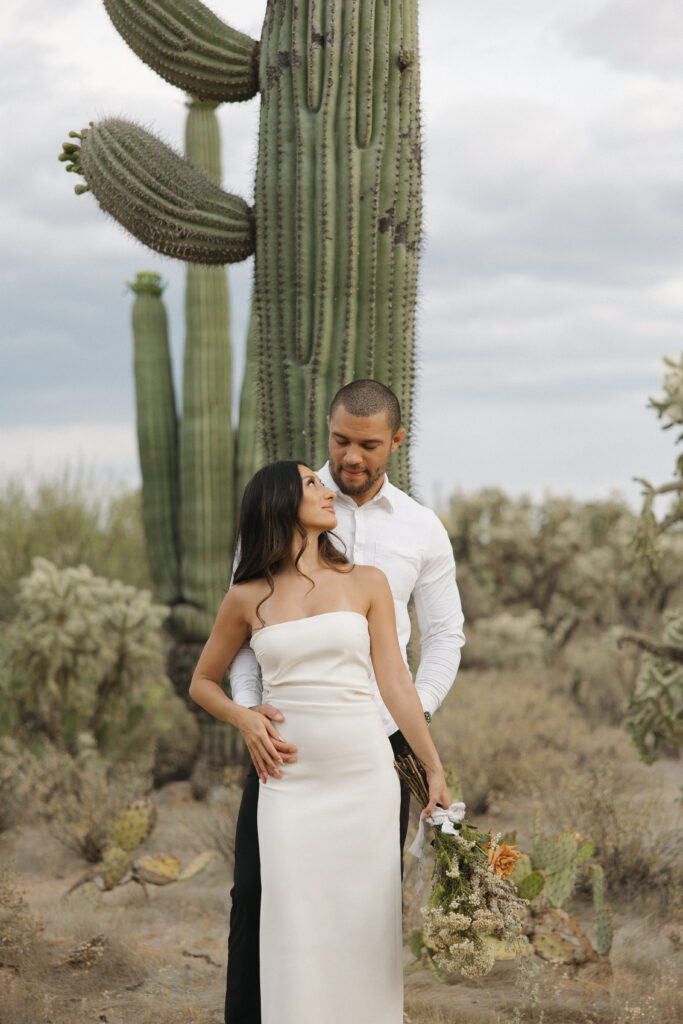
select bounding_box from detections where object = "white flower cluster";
[420,829,528,978]
[423,906,497,977]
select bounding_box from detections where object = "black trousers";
[224,729,412,1024]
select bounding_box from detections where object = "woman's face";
[297,465,337,531]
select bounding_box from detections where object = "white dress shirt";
[229,463,465,735]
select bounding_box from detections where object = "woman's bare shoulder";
[221,578,269,618]
[349,564,390,594]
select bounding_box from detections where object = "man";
[225,379,465,1024]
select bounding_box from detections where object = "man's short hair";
[329,380,402,435]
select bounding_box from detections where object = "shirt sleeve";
[412,513,465,717]
[226,540,263,708]
[229,642,264,708]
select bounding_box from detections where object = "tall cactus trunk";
[174,99,235,640]
[129,273,182,606]
[176,99,245,777]
[254,0,421,490]
[235,308,265,508]
[63,0,427,773]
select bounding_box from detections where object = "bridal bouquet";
[396,754,528,978]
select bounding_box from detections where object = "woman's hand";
[237,708,287,784]
[422,766,451,819]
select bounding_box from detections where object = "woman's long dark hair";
[233,460,349,623]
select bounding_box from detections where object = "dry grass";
[31,746,153,861]
[431,667,591,812]
[536,737,682,908]
[0,927,149,1024]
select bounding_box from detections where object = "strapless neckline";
[250,609,367,642]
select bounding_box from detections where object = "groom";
[225,379,465,1024]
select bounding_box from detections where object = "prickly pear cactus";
[61,0,423,491]
[100,847,132,890]
[517,869,545,902]
[110,799,157,852]
[513,811,614,957]
[135,854,181,885]
[588,864,614,956]
[133,850,214,885]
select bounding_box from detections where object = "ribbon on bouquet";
[408,801,466,893]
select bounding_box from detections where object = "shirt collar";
[317,462,396,512]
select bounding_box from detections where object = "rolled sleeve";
[229,642,263,708]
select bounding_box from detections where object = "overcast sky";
[2,0,682,509]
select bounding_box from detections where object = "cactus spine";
[62,0,423,490]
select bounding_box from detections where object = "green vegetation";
[61,0,423,490]
[0,471,150,622]
[624,352,683,761]
[1,558,167,751]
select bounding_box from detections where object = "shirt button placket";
[354,507,364,564]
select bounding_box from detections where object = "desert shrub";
[431,668,590,812]
[540,756,681,909]
[0,557,168,752]
[464,610,548,669]
[0,866,43,955]
[198,767,245,864]
[446,490,682,647]
[0,736,34,833]
[128,677,201,787]
[559,628,641,727]
[0,470,151,622]
[31,744,152,862]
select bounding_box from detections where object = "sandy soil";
[1,772,681,1024]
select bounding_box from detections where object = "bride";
[190,460,450,1024]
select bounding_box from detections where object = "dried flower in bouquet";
[395,753,528,978]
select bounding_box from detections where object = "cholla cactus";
[625,609,683,763]
[2,558,167,749]
[625,354,683,763]
[633,352,683,568]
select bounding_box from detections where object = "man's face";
[327,404,406,502]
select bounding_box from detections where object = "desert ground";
[2,665,680,1024]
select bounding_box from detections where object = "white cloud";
[571,0,683,79]
[1,0,682,509]
[1,422,140,488]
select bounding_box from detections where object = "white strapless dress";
[251,611,402,1024]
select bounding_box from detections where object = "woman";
[190,460,450,1024]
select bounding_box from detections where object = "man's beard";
[329,461,386,497]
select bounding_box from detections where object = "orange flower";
[484,841,523,879]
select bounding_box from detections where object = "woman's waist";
[261,679,375,704]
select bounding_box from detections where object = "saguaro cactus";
[126,100,237,642]
[128,273,181,609]
[61,0,422,490]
